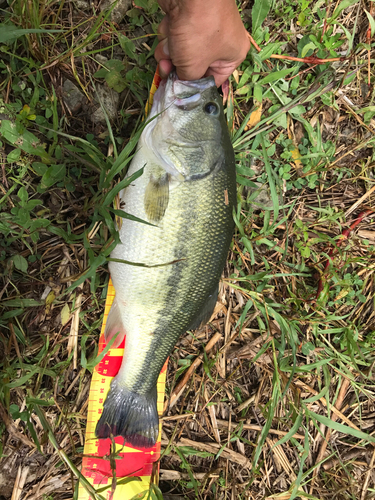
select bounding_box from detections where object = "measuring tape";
[78,68,165,500]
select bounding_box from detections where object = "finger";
[159,59,174,79]
[204,68,229,88]
[175,62,208,82]
[157,16,168,41]
[154,38,170,63]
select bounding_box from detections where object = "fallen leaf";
[232,69,239,84]
[290,146,302,167]
[335,289,349,302]
[288,116,303,172]
[222,79,229,105]
[61,303,71,326]
[245,102,262,130]
[45,290,55,315]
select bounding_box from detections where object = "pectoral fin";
[144,173,169,223]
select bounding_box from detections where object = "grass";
[1,0,375,498]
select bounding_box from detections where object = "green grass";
[1,0,375,498]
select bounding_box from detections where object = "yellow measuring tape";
[78,68,165,500]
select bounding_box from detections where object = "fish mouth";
[171,73,215,109]
[171,72,215,96]
[168,71,216,93]
[152,72,216,112]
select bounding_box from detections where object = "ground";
[1,0,375,499]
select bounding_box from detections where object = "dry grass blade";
[345,184,375,217]
[205,388,221,444]
[162,437,252,469]
[67,285,83,370]
[159,470,220,481]
[10,466,29,500]
[216,419,305,440]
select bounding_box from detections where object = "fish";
[95,73,236,448]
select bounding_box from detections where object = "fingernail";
[161,38,170,57]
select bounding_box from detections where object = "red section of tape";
[96,352,124,377]
[82,440,160,485]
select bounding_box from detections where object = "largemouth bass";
[96,73,236,448]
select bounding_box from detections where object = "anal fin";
[104,296,126,348]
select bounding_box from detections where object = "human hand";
[154,0,250,87]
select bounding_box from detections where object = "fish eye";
[204,102,219,115]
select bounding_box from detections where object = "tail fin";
[95,378,159,448]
